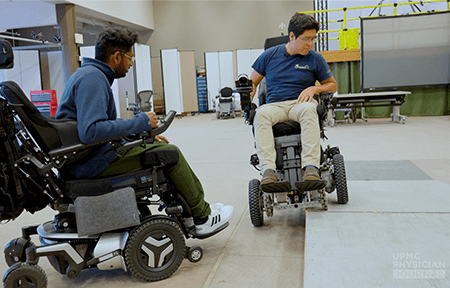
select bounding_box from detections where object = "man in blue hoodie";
[56,27,233,237]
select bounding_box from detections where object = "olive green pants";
[99,140,211,219]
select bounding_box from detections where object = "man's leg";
[288,100,321,170]
[99,141,211,219]
[254,102,290,173]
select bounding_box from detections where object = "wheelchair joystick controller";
[235,74,254,124]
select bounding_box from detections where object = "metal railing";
[303,0,450,50]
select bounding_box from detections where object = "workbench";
[328,91,411,126]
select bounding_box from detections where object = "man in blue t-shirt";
[250,13,337,185]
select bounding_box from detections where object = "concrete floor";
[1,114,449,287]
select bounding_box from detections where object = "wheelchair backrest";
[0,81,64,153]
[220,87,233,98]
[264,35,289,50]
[258,36,289,106]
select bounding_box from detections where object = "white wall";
[134,44,152,93]
[0,1,57,29]
[205,51,235,110]
[161,49,183,114]
[70,0,154,30]
[43,51,65,104]
[3,50,42,98]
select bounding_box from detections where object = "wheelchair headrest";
[220,87,233,97]
[264,35,289,50]
[0,40,14,69]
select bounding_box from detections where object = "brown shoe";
[261,169,277,185]
[303,167,320,181]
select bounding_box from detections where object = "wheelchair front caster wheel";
[187,246,203,263]
[3,262,48,288]
[4,237,37,267]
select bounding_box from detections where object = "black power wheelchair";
[0,40,219,287]
[237,36,349,227]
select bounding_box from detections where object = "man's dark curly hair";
[95,27,140,62]
[288,13,319,39]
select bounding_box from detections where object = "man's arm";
[297,75,337,103]
[249,70,264,101]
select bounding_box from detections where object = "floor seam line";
[202,205,248,288]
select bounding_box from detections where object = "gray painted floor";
[1,114,450,287]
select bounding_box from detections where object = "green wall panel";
[329,60,450,118]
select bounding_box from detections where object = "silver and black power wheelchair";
[237,36,349,227]
[0,40,220,287]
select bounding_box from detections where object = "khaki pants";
[254,99,320,172]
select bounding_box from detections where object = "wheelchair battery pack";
[74,187,140,236]
[62,167,164,199]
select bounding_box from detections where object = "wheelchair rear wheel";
[332,154,349,204]
[124,218,186,282]
[248,179,264,227]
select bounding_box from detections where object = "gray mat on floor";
[304,212,450,288]
[327,180,450,213]
[344,160,431,181]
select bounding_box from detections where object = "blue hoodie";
[56,58,152,178]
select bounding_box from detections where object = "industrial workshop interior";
[0,0,450,287]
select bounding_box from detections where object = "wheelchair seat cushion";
[219,97,233,103]
[141,149,179,167]
[270,102,327,137]
[62,168,164,199]
[272,121,300,137]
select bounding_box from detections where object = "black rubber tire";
[4,238,37,267]
[332,154,349,204]
[187,246,203,263]
[124,218,186,282]
[248,179,264,227]
[3,262,47,288]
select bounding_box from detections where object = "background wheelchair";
[237,37,349,227]
[214,87,237,119]
[0,41,215,287]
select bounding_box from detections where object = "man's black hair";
[288,13,319,39]
[95,27,140,62]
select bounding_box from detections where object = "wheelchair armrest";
[114,110,177,153]
[319,92,334,102]
[49,110,177,158]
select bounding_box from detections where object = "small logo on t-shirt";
[295,64,310,70]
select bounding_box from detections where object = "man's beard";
[115,69,127,79]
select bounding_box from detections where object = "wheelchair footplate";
[295,180,327,192]
[261,181,291,193]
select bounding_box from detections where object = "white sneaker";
[195,205,234,236]
[209,203,224,210]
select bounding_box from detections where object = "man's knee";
[293,102,318,119]
[254,108,272,125]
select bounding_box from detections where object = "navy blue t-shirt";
[252,44,333,104]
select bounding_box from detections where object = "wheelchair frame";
[247,92,349,227]
[0,81,211,287]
